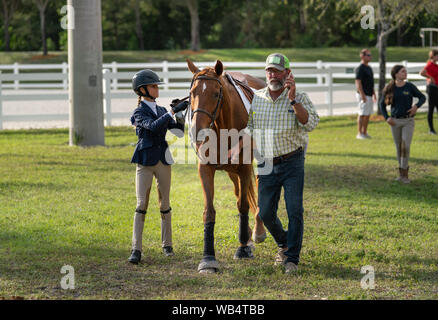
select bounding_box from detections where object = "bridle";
[188,75,224,129]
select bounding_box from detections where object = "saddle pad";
[225,73,254,114]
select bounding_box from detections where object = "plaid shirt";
[245,87,319,158]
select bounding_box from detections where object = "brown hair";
[360,48,369,56]
[137,96,142,106]
[382,65,405,105]
[429,49,438,60]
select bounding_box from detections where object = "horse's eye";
[214,92,219,98]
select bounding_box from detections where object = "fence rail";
[0,61,430,129]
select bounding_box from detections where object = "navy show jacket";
[131,101,184,166]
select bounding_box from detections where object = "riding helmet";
[132,69,165,96]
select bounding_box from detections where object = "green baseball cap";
[265,53,290,71]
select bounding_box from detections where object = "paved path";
[0,88,412,130]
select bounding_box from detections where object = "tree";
[33,0,49,55]
[347,0,438,111]
[1,0,19,51]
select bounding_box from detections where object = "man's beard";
[267,78,285,91]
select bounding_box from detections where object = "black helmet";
[132,69,164,96]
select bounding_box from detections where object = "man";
[355,49,376,139]
[230,53,319,273]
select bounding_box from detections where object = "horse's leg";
[252,174,267,243]
[233,165,254,259]
[197,164,219,273]
[227,171,254,244]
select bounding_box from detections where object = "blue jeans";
[257,151,305,265]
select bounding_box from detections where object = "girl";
[420,49,438,135]
[379,65,426,184]
[128,69,188,264]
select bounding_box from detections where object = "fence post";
[0,71,3,130]
[163,60,169,91]
[111,61,118,90]
[62,62,68,90]
[13,62,19,90]
[103,69,112,126]
[327,68,333,116]
[316,60,323,85]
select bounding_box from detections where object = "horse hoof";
[233,245,254,259]
[198,256,219,273]
[247,240,255,251]
[199,268,217,274]
[252,231,267,244]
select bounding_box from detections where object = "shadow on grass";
[304,163,438,207]
[307,151,438,166]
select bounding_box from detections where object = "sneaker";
[356,133,366,140]
[274,247,288,266]
[163,246,175,257]
[363,133,372,139]
[128,249,141,264]
[284,262,298,274]
[430,130,437,135]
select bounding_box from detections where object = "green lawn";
[0,113,437,300]
[0,47,433,64]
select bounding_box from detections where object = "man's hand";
[361,94,367,103]
[372,93,377,103]
[387,117,396,126]
[408,105,418,117]
[284,72,296,101]
[171,100,189,114]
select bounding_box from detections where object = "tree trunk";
[1,0,18,52]
[377,30,388,115]
[39,7,47,55]
[68,0,105,146]
[4,20,10,51]
[186,0,200,51]
[135,0,144,50]
[298,0,307,33]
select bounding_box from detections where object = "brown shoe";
[400,167,410,184]
[274,247,288,266]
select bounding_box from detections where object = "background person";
[380,65,426,184]
[419,49,438,135]
[128,69,188,264]
[355,49,376,139]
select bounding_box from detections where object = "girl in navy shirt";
[379,65,426,183]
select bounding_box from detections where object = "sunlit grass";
[0,113,437,299]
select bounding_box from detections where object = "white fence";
[0,61,429,129]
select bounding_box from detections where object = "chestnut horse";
[187,59,267,273]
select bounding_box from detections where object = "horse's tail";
[247,166,258,215]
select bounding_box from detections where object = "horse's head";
[187,59,224,151]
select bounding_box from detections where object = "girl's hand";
[407,105,418,117]
[387,117,396,126]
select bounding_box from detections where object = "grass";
[0,47,433,65]
[0,113,437,300]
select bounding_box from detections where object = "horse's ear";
[215,60,223,76]
[187,59,200,75]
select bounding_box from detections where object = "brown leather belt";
[272,147,303,165]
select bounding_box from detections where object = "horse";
[186,59,267,273]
